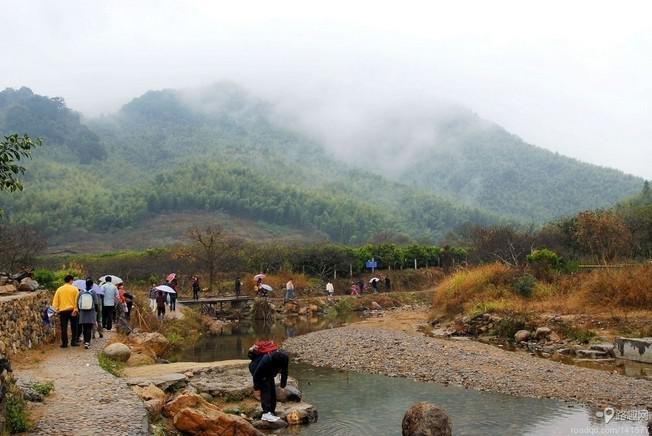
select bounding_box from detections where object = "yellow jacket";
[52,283,79,312]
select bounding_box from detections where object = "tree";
[182,226,242,291]
[0,134,40,192]
[574,210,632,264]
[0,224,46,271]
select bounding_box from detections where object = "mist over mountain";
[0,83,643,250]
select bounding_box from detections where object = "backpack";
[79,290,94,311]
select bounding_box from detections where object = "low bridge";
[177,296,254,317]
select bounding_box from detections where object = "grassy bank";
[431,263,652,338]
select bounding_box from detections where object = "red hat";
[255,340,278,354]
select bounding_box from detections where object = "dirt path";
[14,333,148,436]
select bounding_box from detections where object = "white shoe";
[261,412,281,422]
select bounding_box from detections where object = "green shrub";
[5,391,28,433]
[32,381,55,397]
[98,353,125,377]
[33,269,57,290]
[492,313,529,339]
[513,274,536,298]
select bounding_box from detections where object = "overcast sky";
[1,0,650,179]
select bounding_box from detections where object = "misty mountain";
[284,99,642,222]
[0,85,495,246]
[0,87,106,163]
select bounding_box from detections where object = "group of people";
[51,275,133,349]
[350,276,391,296]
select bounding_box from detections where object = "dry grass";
[432,263,517,315]
[432,263,652,320]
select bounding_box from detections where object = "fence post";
[349,264,353,277]
[414,259,417,270]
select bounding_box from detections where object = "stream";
[178,316,649,435]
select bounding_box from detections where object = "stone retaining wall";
[0,290,54,357]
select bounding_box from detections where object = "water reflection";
[176,316,649,436]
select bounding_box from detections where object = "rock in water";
[276,384,302,402]
[402,402,452,436]
[514,330,530,343]
[103,342,132,362]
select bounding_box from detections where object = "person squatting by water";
[248,340,289,423]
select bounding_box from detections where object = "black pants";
[59,310,78,346]
[81,323,92,344]
[102,305,114,330]
[260,377,277,414]
[157,307,165,319]
[170,296,176,311]
[193,290,198,301]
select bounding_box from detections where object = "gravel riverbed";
[284,326,652,409]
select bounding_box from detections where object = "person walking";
[357,279,365,295]
[101,276,118,331]
[234,277,241,297]
[384,276,391,292]
[191,276,200,301]
[371,278,379,293]
[156,291,167,320]
[148,284,157,312]
[166,273,178,311]
[77,278,98,349]
[52,275,79,348]
[326,281,335,297]
[284,278,295,303]
[248,340,289,423]
[351,282,360,296]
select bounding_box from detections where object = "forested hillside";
[0,85,496,247]
[0,83,643,250]
[398,114,643,222]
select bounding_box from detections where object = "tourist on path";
[148,284,157,312]
[52,275,79,348]
[191,276,200,301]
[166,273,178,311]
[385,276,391,292]
[101,276,118,331]
[234,277,241,297]
[94,282,104,339]
[326,281,335,297]
[156,291,167,320]
[371,278,379,293]
[357,279,365,294]
[248,340,289,423]
[77,278,98,349]
[284,278,295,303]
[351,282,360,296]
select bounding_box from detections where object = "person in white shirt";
[284,279,295,303]
[326,282,335,297]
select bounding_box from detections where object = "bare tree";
[182,226,242,291]
[0,224,46,272]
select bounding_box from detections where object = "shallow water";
[178,316,649,435]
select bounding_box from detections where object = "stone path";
[16,333,148,435]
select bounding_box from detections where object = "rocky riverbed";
[284,326,652,409]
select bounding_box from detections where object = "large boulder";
[18,278,39,292]
[276,384,302,402]
[514,330,530,343]
[127,352,156,367]
[127,373,188,392]
[0,284,17,295]
[370,301,383,311]
[132,384,166,419]
[127,332,170,357]
[103,342,131,362]
[165,393,263,436]
[402,402,452,436]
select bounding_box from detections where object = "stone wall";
[0,290,54,357]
